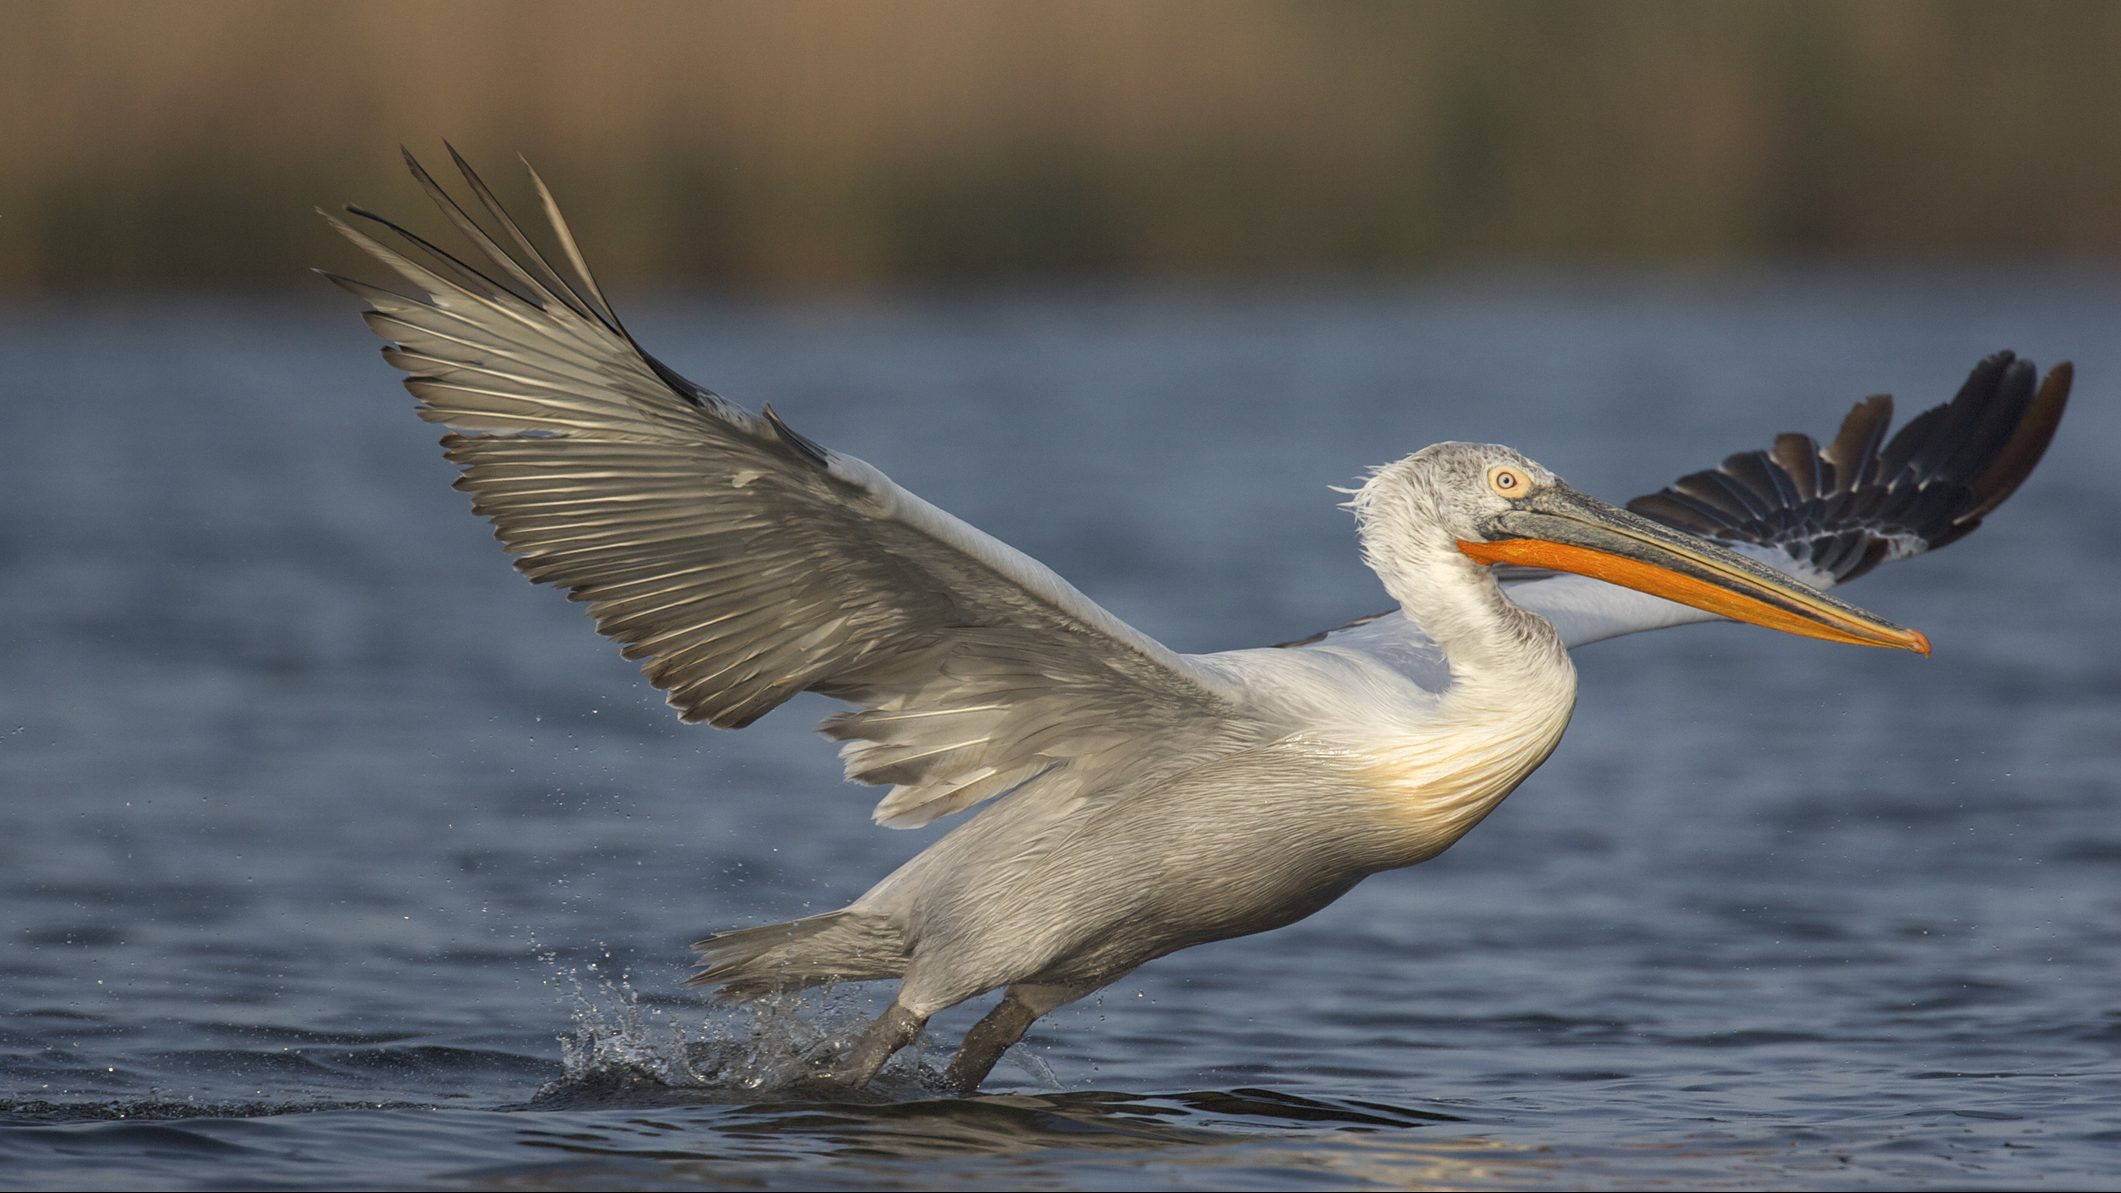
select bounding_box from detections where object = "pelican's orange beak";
[1459,484,1930,654]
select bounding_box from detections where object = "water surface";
[3,273,2117,1189]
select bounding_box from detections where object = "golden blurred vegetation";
[4,0,2121,292]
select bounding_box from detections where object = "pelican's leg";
[940,993,1036,1093]
[941,982,1089,1093]
[820,1000,926,1088]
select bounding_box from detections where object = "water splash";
[533,947,945,1104]
[545,948,702,1091]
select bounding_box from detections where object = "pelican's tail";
[687,910,908,999]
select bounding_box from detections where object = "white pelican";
[326,151,2071,1092]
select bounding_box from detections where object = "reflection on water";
[512,1055,1524,1192]
[465,1099,1517,1193]
[3,277,2117,1189]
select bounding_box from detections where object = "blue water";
[3,273,2118,1189]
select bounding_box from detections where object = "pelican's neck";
[1359,516,1562,679]
[1350,510,1579,869]
[1333,461,1581,868]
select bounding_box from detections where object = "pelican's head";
[1356,442,1930,654]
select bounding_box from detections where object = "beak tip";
[1907,629,1933,657]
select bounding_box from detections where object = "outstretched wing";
[1503,351,2071,647]
[327,149,1244,827]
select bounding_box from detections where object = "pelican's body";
[836,456,1577,1009]
[329,152,2070,1091]
[843,554,1578,1018]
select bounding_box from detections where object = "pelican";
[326,151,2071,1093]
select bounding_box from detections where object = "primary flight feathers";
[1628,350,2069,584]
[326,149,1243,831]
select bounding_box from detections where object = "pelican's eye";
[1487,464,1531,498]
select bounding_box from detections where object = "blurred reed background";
[5,0,2121,293]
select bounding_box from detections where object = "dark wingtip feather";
[1821,394,1892,491]
[1964,361,2071,525]
[1934,352,2035,484]
[1771,433,1823,499]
